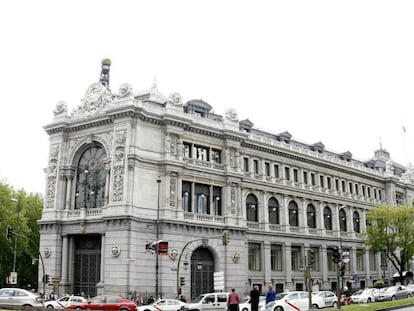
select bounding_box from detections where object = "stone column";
[97,234,105,295]
[281,195,289,232]
[321,245,328,283]
[301,199,308,234]
[285,243,293,288]
[104,163,111,205]
[264,241,272,285]
[318,202,326,235]
[61,235,69,283]
[64,175,73,210]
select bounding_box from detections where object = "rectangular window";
[374,188,377,199]
[244,157,249,172]
[248,243,261,271]
[311,173,316,186]
[327,177,331,189]
[327,248,336,272]
[285,167,290,181]
[369,251,377,272]
[367,187,371,198]
[341,180,346,192]
[213,186,222,216]
[195,145,209,161]
[356,249,365,271]
[303,171,308,184]
[319,175,324,188]
[182,181,192,212]
[265,162,270,176]
[378,189,382,200]
[310,247,320,272]
[355,184,359,195]
[396,192,404,205]
[291,246,302,271]
[293,169,299,183]
[274,164,280,178]
[183,143,192,158]
[362,185,366,196]
[349,182,353,194]
[254,159,259,175]
[335,179,339,191]
[195,183,209,214]
[271,244,283,271]
[211,149,221,163]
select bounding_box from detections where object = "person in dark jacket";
[250,286,260,311]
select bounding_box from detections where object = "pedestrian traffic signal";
[6,225,12,240]
[180,276,185,287]
[222,230,230,245]
[332,247,340,264]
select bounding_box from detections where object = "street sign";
[342,251,350,263]
[10,272,17,285]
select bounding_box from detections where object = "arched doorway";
[191,247,215,299]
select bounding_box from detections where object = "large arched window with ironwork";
[268,197,279,224]
[246,194,258,222]
[307,204,316,228]
[353,211,360,233]
[75,144,106,209]
[288,200,299,227]
[324,206,332,230]
[339,208,347,232]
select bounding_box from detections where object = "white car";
[265,291,311,311]
[350,288,375,304]
[0,288,44,309]
[45,295,87,309]
[311,291,338,308]
[239,295,266,311]
[138,299,187,311]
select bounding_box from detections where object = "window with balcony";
[307,204,316,229]
[353,211,360,233]
[211,149,221,163]
[195,145,209,161]
[246,194,258,222]
[248,243,261,271]
[195,184,209,214]
[213,187,222,216]
[339,209,347,232]
[324,206,332,230]
[183,143,192,158]
[268,197,280,224]
[75,144,106,209]
[271,244,283,271]
[182,181,192,212]
[288,201,299,227]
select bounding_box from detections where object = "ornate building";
[39,59,414,299]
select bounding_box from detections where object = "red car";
[67,295,137,311]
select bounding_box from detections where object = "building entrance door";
[191,247,214,300]
[73,235,101,297]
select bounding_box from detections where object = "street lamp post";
[11,197,21,275]
[155,178,161,299]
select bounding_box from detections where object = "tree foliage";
[366,205,414,279]
[0,183,43,289]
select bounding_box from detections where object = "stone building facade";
[39,60,414,299]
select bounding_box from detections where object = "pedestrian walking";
[228,288,240,311]
[250,286,260,311]
[265,285,276,304]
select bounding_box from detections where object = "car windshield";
[352,290,363,296]
[275,293,289,300]
[240,297,249,304]
[191,295,205,303]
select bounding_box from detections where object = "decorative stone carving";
[112,147,125,202]
[225,108,238,121]
[170,178,176,206]
[169,248,178,260]
[231,187,236,214]
[115,130,127,146]
[167,92,183,106]
[117,83,133,99]
[72,83,113,118]
[111,245,121,257]
[53,101,68,117]
[46,160,58,208]
[50,144,60,160]
[232,252,240,263]
[43,247,52,258]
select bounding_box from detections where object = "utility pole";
[155,178,161,299]
[11,197,21,275]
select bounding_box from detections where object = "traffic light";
[222,230,230,245]
[308,250,315,267]
[6,225,12,240]
[332,247,340,264]
[42,274,49,283]
[340,264,346,276]
[180,276,185,287]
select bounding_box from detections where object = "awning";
[393,271,413,278]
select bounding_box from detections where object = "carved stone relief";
[112,147,125,201]
[46,160,58,208]
[231,187,236,214]
[170,178,176,206]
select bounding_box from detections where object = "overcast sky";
[0,0,413,195]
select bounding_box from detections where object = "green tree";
[0,183,43,289]
[366,205,414,281]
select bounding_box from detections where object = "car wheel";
[332,302,337,308]
[47,305,54,309]
[75,307,83,311]
[391,296,396,301]
[274,307,284,311]
[23,305,34,311]
[312,304,319,309]
[367,298,371,303]
[242,308,249,311]
[120,308,128,311]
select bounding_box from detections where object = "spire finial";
[99,58,112,88]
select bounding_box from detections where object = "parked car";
[265,291,310,311]
[0,288,44,309]
[184,292,229,311]
[45,295,87,309]
[407,284,414,295]
[376,286,412,301]
[311,291,338,308]
[239,295,266,311]
[66,295,137,311]
[349,288,375,304]
[137,299,186,311]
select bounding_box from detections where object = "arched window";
[268,197,279,224]
[75,144,106,209]
[288,201,299,227]
[339,208,347,232]
[246,194,258,222]
[353,211,360,233]
[307,204,316,228]
[324,206,332,230]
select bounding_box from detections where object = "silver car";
[376,286,412,301]
[0,288,44,309]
